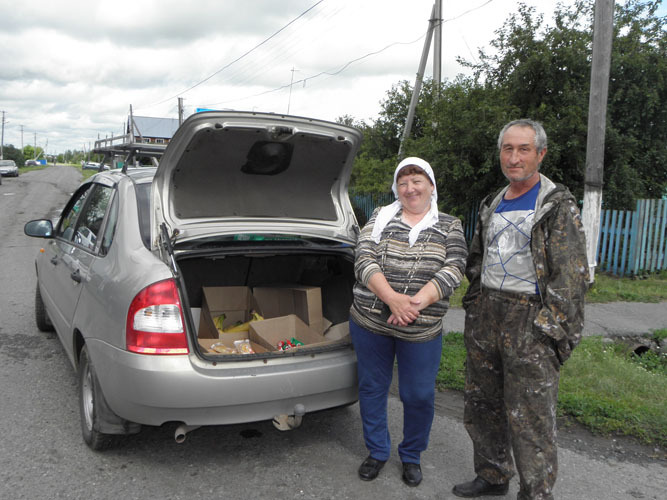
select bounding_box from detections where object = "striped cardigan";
[350,207,468,342]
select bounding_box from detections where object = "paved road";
[1,166,664,500]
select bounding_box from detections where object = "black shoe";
[358,456,386,481]
[452,476,509,497]
[401,462,422,487]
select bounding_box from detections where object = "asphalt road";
[0,166,664,500]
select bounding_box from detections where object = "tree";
[1,144,25,165]
[349,0,667,214]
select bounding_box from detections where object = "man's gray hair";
[497,119,548,153]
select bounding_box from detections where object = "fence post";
[629,200,641,276]
[620,210,631,276]
[659,200,667,270]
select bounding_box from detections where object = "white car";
[25,111,361,449]
[0,159,19,177]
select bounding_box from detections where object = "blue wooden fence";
[597,199,667,276]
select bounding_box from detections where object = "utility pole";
[287,67,299,114]
[581,0,615,282]
[178,97,184,125]
[398,2,437,158]
[0,111,5,160]
[433,0,442,94]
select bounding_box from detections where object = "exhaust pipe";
[174,424,201,443]
[272,403,306,431]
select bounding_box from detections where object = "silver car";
[0,159,19,177]
[25,111,361,450]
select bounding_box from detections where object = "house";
[129,116,180,145]
[93,113,181,168]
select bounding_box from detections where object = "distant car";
[0,159,19,177]
[26,159,39,167]
[83,162,110,171]
[24,111,361,450]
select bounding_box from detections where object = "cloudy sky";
[0,0,659,155]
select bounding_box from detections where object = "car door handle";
[70,269,82,283]
[50,256,59,265]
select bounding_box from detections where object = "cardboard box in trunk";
[199,286,262,339]
[253,285,324,333]
[249,314,326,352]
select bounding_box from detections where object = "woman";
[349,157,468,487]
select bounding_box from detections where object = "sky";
[0,0,662,155]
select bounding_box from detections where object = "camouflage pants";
[463,289,561,500]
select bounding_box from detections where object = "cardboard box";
[253,286,324,333]
[199,335,267,355]
[249,314,326,352]
[199,286,262,339]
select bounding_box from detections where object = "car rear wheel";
[35,284,54,332]
[78,346,113,450]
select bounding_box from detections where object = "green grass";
[449,270,667,308]
[559,337,666,446]
[437,333,667,446]
[586,270,667,303]
[438,332,466,391]
[19,164,49,174]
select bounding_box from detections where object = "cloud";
[0,0,598,153]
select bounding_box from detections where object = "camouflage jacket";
[463,174,590,364]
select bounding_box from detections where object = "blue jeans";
[349,319,442,464]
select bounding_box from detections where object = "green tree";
[349,0,667,214]
[1,144,25,165]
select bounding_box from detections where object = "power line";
[199,0,497,109]
[139,0,326,111]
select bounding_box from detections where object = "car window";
[72,184,114,252]
[58,185,94,242]
[99,193,118,256]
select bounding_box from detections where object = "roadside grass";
[19,164,48,174]
[448,270,667,308]
[559,336,666,446]
[436,333,667,447]
[82,168,97,179]
[441,268,667,444]
[586,270,667,303]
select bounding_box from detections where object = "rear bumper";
[86,339,358,426]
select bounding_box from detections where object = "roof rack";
[93,134,164,174]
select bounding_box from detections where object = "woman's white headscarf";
[370,156,439,247]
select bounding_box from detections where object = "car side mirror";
[25,219,54,238]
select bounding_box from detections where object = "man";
[453,119,589,499]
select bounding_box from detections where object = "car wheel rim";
[82,366,94,431]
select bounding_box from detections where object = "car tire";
[35,284,54,332]
[78,346,114,450]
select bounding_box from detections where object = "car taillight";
[126,279,189,355]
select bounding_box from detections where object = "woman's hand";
[387,282,440,325]
[386,294,421,326]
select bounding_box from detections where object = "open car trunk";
[175,243,356,359]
